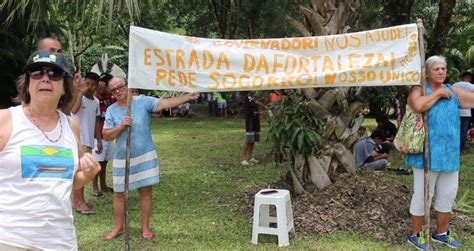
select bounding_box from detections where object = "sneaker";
[240,160,250,165]
[407,232,433,251]
[396,168,413,175]
[431,230,464,248]
[248,158,259,164]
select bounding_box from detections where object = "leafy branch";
[268,92,324,160]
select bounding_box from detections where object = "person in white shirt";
[70,72,102,215]
[453,71,474,151]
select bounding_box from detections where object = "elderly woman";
[0,50,100,250]
[406,55,471,250]
[103,76,198,240]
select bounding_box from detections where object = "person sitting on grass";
[374,114,398,154]
[354,129,390,171]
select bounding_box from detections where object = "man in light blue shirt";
[354,130,390,171]
[453,71,474,151]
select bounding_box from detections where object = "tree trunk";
[283,0,363,194]
[382,0,415,26]
[209,0,241,39]
[307,156,331,190]
[427,0,456,57]
[382,0,415,120]
[289,167,305,195]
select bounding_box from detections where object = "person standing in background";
[70,72,102,214]
[216,92,227,117]
[207,92,216,116]
[36,37,83,115]
[453,71,474,151]
[241,92,268,165]
[92,79,116,195]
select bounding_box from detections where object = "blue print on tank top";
[21,145,74,179]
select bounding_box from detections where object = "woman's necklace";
[27,106,63,143]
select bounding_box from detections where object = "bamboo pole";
[417,18,430,249]
[123,21,135,251]
[124,88,132,251]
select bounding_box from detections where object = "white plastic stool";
[251,189,295,247]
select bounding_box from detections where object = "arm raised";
[155,93,199,112]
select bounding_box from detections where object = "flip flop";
[76,208,95,215]
[92,191,104,197]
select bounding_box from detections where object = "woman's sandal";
[92,191,104,197]
[75,208,95,216]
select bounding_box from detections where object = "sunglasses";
[110,84,127,93]
[28,68,64,81]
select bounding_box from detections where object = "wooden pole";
[124,88,132,251]
[417,18,430,249]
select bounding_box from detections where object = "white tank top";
[0,105,79,250]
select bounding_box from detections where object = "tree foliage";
[268,93,324,158]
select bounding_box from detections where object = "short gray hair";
[109,76,127,85]
[425,55,447,72]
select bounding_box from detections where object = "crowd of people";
[0,36,472,250]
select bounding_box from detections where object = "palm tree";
[269,0,363,194]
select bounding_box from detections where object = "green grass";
[76,109,473,250]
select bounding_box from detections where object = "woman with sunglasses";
[0,50,100,250]
[103,76,198,240]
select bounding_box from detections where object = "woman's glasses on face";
[28,68,64,81]
[110,84,127,94]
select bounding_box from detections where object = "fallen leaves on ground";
[239,172,473,244]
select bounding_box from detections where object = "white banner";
[128,24,420,92]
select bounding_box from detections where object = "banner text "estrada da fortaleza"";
[128,24,420,92]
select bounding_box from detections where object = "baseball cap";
[24,50,71,76]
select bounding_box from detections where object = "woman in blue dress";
[406,56,474,250]
[103,76,198,240]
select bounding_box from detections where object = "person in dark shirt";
[241,92,268,165]
[375,115,398,154]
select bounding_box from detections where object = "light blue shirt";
[104,95,161,191]
[104,95,159,159]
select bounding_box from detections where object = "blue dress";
[405,84,460,172]
[104,95,160,192]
